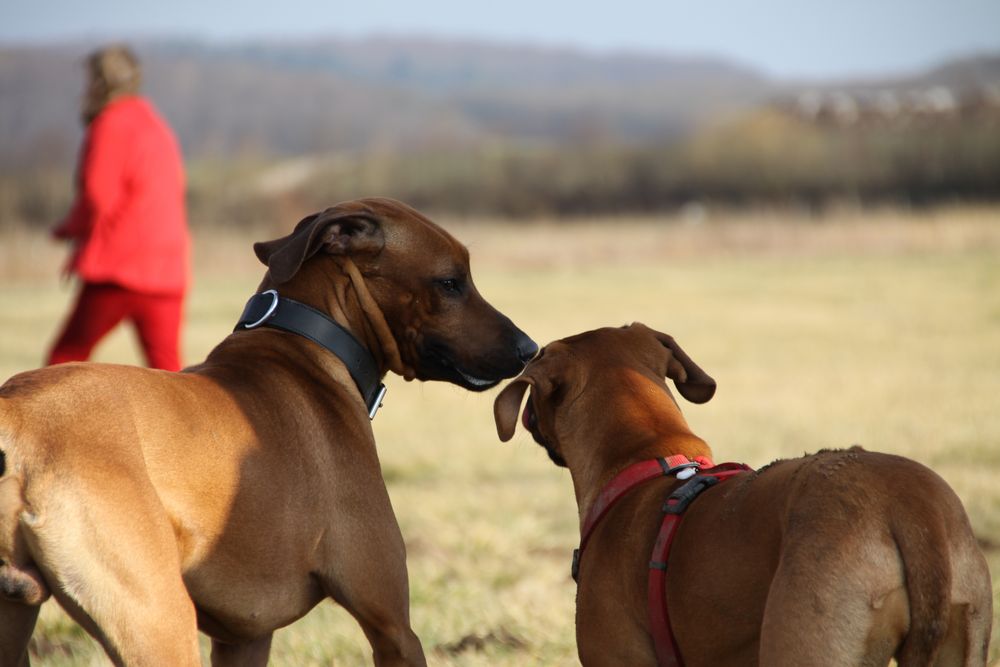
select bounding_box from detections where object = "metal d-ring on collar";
[234,289,388,419]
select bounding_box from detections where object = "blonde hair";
[81,45,142,125]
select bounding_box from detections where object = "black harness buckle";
[662,475,719,515]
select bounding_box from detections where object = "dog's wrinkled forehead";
[375,199,469,269]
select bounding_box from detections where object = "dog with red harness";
[494,323,991,666]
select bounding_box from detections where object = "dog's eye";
[436,278,463,295]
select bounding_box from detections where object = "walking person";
[48,44,190,371]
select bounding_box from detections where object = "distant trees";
[3,103,998,229]
[184,105,1000,223]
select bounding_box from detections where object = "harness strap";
[572,457,752,665]
[647,464,751,666]
[573,454,713,582]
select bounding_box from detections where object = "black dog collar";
[234,290,387,419]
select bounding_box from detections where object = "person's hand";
[51,223,70,241]
[59,260,74,284]
[58,244,78,285]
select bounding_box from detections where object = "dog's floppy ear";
[646,327,716,404]
[254,206,385,284]
[494,377,533,442]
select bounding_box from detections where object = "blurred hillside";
[1,37,999,224]
[0,37,774,164]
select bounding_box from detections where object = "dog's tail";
[0,400,50,606]
[891,500,952,665]
[886,452,993,667]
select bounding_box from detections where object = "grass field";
[1,205,999,665]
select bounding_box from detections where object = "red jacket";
[55,95,190,295]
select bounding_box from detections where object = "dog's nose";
[515,333,539,364]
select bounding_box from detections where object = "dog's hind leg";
[22,477,201,667]
[759,534,904,667]
[930,603,991,667]
[926,547,992,667]
[0,599,39,667]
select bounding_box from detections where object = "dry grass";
[1,205,998,665]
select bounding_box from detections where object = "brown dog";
[494,323,992,666]
[0,197,536,666]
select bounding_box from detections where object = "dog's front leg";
[324,541,426,667]
[319,483,426,667]
[210,634,272,667]
[0,598,39,667]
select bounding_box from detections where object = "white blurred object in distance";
[828,92,859,124]
[923,86,958,114]
[906,86,957,116]
[680,201,707,226]
[795,91,823,120]
[255,156,323,196]
[874,90,901,119]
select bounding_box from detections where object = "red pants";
[48,283,185,371]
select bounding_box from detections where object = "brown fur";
[494,323,992,666]
[0,198,535,667]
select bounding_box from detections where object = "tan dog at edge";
[0,197,537,666]
[494,323,992,666]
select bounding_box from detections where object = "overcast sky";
[3,0,999,80]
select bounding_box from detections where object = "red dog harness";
[572,455,752,667]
